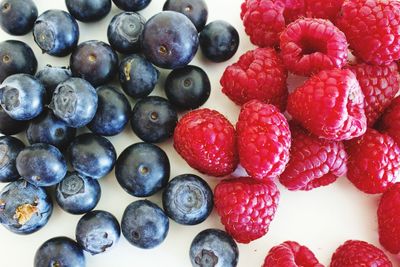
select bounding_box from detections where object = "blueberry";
[0,74,45,121]
[0,179,53,235]
[107,12,145,54]
[34,236,86,267]
[16,143,67,187]
[119,54,159,98]
[163,0,208,32]
[162,174,213,225]
[130,96,178,143]
[0,136,25,183]
[0,40,37,83]
[70,40,118,87]
[75,210,120,255]
[165,65,210,110]
[190,229,239,267]
[66,0,111,23]
[112,0,151,11]
[121,200,169,249]
[68,133,116,179]
[49,77,98,128]
[0,0,37,35]
[33,10,79,57]
[56,172,101,215]
[199,20,239,63]
[87,86,131,136]
[115,142,170,197]
[35,65,72,100]
[142,11,199,69]
[0,105,27,135]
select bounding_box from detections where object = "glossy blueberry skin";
[0,179,53,235]
[163,0,208,32]
[142,11,199,69]
[112,0,151,11]
[121,200,169,249]
[165,65,210,110]
[107,12,145,54]
[66,0,111,23]
[199,20,239,63]
[33,10,79,57]
[162,174,213,225]
[115,142,170,197]
[119,54,159,98]
[35,65,72,100]
[16,143,67,187]
[68,133,116,179]
[190,229,239,267]
[70,40,118,87]
[0,0,37,35]
[49,78,98,128]
[34,236,86,267]
[130,96,178,143]
[75,210,120,255]
[0,105,27,135]
[0,136,24,183]
[0,74,45,121]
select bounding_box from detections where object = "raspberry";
[287,69,367,141]
[348,62,400,126]
[280,0,306,23]
[279,125,347,191]
[236,100,291,181]
[330,240,392,267]
[173,109,238,177]
[379,96,400,145]
[305,0,344,20]
[346,129,400,194]
[220,48,288,110]
[263,241,323,267]
[337,0,400,65]
[280,18,348,76]
[214,177,279,243]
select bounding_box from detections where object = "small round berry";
[35,65,72,101]
[66,0,111,23]
[0,105,27,135]
[0,0,37,35]
[0,136,25,183]
[163,0,208,31]
[112,0,151,11]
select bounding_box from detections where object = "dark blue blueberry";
[142,11,199,69]
[87,86,131,136]
[190,229,239,267]
[35,65,72,100]
[112,0,151,11]
[0,40,37,83]
[199,20,239,63]
[16,143,67,187]
[121,200,169,249]
[66,0,111,23]
[34,236,85,267]
[0,0,37,35]
[163,0,208,32]
[68,133,116,179]
[0,105,27,135]
[162,174,213,225]
[130,96,178,143]
[75,210,120,255]
[33,10,79,57]
[49,78,98,128]
[115,142,170,197]
[165,65,210,110]
[0,179,53,235]
[107,12,145,54]
[0,136,24,183]
[119,54,159,98]
[0,74,45,120]
[70,40,118,87]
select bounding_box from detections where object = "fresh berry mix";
[0,0,37,36]
[0,136,24,183]
[379,96,400,145]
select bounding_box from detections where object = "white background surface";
[0,0,399,266]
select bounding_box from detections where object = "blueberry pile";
[0,0,240,266]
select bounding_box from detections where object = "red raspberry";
[287,69,367,141]
[214,177,279,243]
[348,62,400,126]
[280,18,348,76]
[305,0,344,21]
[330,240,392,267]
[236,100,291,181]
[280,0,306,23]
[263,241,323,267]
[337,0,400,65]
[279,125,347,191]
[346,129,400,194]
[379,96,400,145]
[220,48,288,110]
[173,109,238,177]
